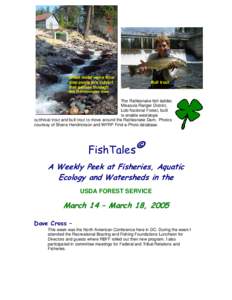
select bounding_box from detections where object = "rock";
[58,47,85,62]
[80,65,101,75]
[75,95,88,102]
[88,94,102,103]
[82,48,95,55]
[101,50,113,59]
[46,56,73,73]
[56,64,73,73]
[84,101,95,107]
[53,92,73,104]
[37,66,59,83]
[70,100,86,113]
[71,58,85,65]
[68,106,80,115]
[46,55,67,65]
[78,53,91,59]
[90,58,107,66]
[36,40,54,57]
[47,51,57,56]
[89,95,117,115]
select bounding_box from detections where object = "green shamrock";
[176,99,203,130]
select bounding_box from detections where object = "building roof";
[36,13,52,22]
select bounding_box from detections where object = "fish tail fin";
[128,65,137,77]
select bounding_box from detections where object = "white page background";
[1,0,231,299]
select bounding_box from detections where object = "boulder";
[53,91,74,104]
[36,40,54,57]
[47,51,57,57]
[46,56,73,73]
[37,66,59,83]
[88,94,102,104]
[56,64,73,74]
[68,106,80,115]
[90,58,107,66]
[80,65,101,75]
[82,48,95,55]
[70,100,86,113]
[101,51,113,59]
[71,58,85,65]
[46,55,67,65]
[58,47,82,60]
[78,53,91,60]
[89,95,117,115]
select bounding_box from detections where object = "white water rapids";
[36,50,102,115]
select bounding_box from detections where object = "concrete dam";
[121,29,203,60]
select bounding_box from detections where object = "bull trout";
[128,57,187,77]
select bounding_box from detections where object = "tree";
[84,6,92,38]
[60,14,65,28]
[94,6,117,26]
[36,7,46,15]
[53,6,80,29]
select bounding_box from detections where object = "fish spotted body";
[128,57,187,77]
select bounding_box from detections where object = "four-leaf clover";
[176,99,203,129]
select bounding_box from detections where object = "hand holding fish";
[168,61,178,71]
[138,60,151,75]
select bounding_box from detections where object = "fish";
[162,66,191,82]
[128,57,188,77]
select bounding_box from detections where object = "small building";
[36,13,59,30]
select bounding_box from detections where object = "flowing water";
[36,50,102,114]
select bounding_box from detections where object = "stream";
[36,50,102,114]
